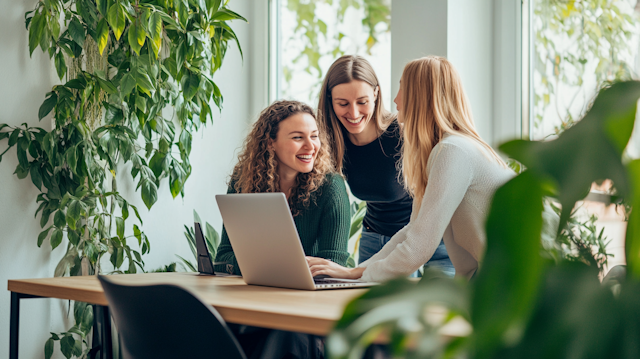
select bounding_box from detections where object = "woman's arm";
[360,142,473,282]
[213,183,242,275]
[213,226,242,275]
[315,174,351,266]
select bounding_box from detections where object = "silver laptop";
[215,193,376,290]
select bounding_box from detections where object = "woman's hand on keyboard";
[306,256,365,280]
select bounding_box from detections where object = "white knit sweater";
[359,134,515,281]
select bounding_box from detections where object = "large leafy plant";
[327,81,640,359]
[0,0,245,357]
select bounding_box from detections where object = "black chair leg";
[9,292,19,359]
[92,305,113,359]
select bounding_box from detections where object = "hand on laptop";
[306,256,365,280]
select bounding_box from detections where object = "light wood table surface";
[8,272,366,335]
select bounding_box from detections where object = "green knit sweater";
[214,172,351,275]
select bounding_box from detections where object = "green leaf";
[81,305,93,332]
[175,39,186,71]
[134,67,155,96]
[211,8,247,22]
[38,93,58,120]
[140,178,158,209]
[8,129,20,147]
[471,171,546,358]
[30,164,43,190]
[74,301,88,324]
[107,3,126,41]
[96,77,117,94]
[60,335,74,359]
[179,129,192,155]
[54,51,66,80]
[149,151,167,178]
[181,70,200,101]
[73,337,82,357]
[38,226,53,247]
[149,12,163,58]
[54,210,66,228]
[133,224,142,244]
[68,229,80,246]
[116,217,125,239]
[176,0,188,29]
[122,201,129,220]
[206,0,223,16]
[66,200,82,230]
[96,17,109,55]
[120,73,136,96]
[44,338,54,359]
[127,21,143,56]
[69,17,86,47]
[66,146,78,174]
[28,12,44,56]
[626,159,640,280]
[96,0,108,16]
[50,228,63,250]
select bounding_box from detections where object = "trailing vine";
[0,0,245,357]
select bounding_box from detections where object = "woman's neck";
[346,119,380,146]
[278,168,298,199]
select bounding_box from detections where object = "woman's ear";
[374,86,379,100]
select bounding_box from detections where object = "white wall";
[390,0,448,111]
[0,0,264,358]
[391,0,522,147]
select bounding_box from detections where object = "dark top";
[214,172,351,275]
[343,120,413,237]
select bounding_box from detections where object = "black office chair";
[98,275,246,359]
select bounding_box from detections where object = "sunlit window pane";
[276,0,391,108]
[531,0,640,141]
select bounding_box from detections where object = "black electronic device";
[195,222,216,275]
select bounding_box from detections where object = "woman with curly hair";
[214,99,351,277]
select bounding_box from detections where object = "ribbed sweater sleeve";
[310,174,350,266]
[359,142,473,282]
[214,184,242,275]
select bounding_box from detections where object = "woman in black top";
[316,55,454,276]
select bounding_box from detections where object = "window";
[525,0,640,271]
[529,0,640,141]
[272,0,391,108]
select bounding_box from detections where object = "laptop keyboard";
[314,278,351,284]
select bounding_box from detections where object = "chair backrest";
[98,275,246,359]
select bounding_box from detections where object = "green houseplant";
[327,80,640,359]
[0,0,245,357]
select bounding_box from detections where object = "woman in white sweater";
[307,56,514,281]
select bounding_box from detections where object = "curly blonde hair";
[231,100,335,215]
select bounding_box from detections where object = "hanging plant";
[0,0,245,357]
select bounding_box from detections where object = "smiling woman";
[317,55,454,276]
[214,100,350,275]
[213,100,351,359]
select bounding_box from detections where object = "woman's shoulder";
[437,134,480,153]
[321,172,347,191]
[313,172,347,201]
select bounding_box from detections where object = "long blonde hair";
[400,56,507,206]
[231,100,334,215]
[317,55,395,173]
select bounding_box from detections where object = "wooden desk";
[8,272,367,359]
